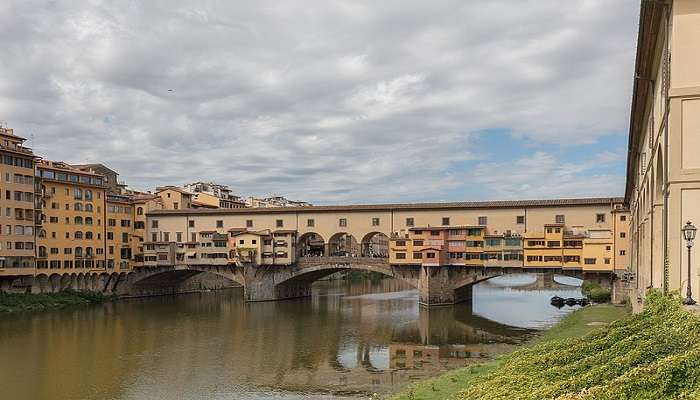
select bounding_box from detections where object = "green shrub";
[456,291,700,400]
[588,287,611,303]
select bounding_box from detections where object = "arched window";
[74,216,83,225]
[38,229,46,238]
[85,190,93,201]
[74,188,82,200]
[74,231,83,239]
[38,246,47,257]
[85,203,93,212]
[85,247,93,257]
[137,207,144,216]
[75,247,83,257]
[85,231,93,239]
[85,217,93,225]
[74,202,83,211]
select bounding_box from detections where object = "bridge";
[103,256,613,306]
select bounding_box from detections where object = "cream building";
[625,1,700,297]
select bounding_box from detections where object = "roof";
[227,227,247,232]
[273,229,297,234]
[148,197,624,216]
[624,0,666,204]
[72,163,119,175]
[191,200,218,209]
[38,160,104,176]
[155,186,193,196]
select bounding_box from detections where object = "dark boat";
[550,296,565,306]
[565,298,578,306]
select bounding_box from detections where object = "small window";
[555,214,565,224]
[239,239,244,245]
[395,240,406,246]
[216,220,223,228]
[413,252,422,259]
[606,245,611,251]
[584,258,596,265]
[372,217,380,226]
[478,216,487,225]
[426,252,436,259]
[516,215,525,224]
[339,218,347,227]
[276,219,283,228]
[307,219,314,227]
[620,215,626,221]
[413,240,423,246]
[189,220,195,228]
[620,232,626,238]
[252,240,257,245]
[596,214,606,223]
[405,217,414,227]
[246,220,253,228]
[620,250,626,256]
[442,217,450,226]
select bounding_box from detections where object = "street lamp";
[682,221,697,305]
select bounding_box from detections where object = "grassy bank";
[391,303,630,400]
[0,290,113,313]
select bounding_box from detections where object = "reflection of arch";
[328,232,359,256]
[298,232,326,257]
[360,232,389,258]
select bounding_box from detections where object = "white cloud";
[0,0,639,203]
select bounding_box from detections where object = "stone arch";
[36,274,49,293]
[328,232,359,257]
[98,273,110,292]
[77,273,85,291]
[360,232,389,258]
[89,273,99,291]
[49,273,61,292]
[127,266,245,290]
[60,274,71,291]
[298,232,326,257]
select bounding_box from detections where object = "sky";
[0,0,641,204]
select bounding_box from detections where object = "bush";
[456,291,700,400]
[588,287,611,303]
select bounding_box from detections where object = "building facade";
[0,126,39,275]
[625,0,700,297]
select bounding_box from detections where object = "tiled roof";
[148,197,624,216]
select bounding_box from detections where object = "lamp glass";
[683,221,697,242]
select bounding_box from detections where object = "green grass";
[390,303,631,400]
[0,290,113,313]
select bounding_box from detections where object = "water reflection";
[0,273,582,400]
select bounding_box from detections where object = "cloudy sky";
[1,0,640,204]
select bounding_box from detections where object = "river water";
[0,273,583,400]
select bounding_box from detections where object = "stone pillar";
[418,266,456,306]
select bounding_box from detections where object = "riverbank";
[0,290,114,313]
[390,303,630,400]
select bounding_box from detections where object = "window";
[108,219,116,227]
[620,232,626,238]
[137,207,144,215]
[395,240,406,246]
[85,232,93,239]
[151,233,158,242]
[547,241,560,247]
[339,218,347,227]
[163,232,170,242]
[173,202,179,210]
[122,233,129,243]
[107,232,114,240]
[152,220,159,229]
[426,252,435,259]
[307,219,314,227]
[606,245,611,251]
[238,239,244,245]
[555,214,565,224]
[176,232,182,242]
[604,258,611,265]
[413,252,422,259]
[620,215,626,221]
[620,250,626,256]
[74,188,82,200]
[478,216,487,225]
[276,219,283,228]
[135,221,145,229]
[74,216,83,224]
[596,213,606,223]
[372,217,380,226]
[405,217,414,227]
[413,240,423,246]
[431,231,440,236]
[189,220,195,228]
[395,252,406,260]
[85,204,93,212]
[252,240,257,245]
[246,220,253,228]
[584,258,596,265]
[442,217,450,225]
[121,220,130,227]
[74,231,83,239]
[216,220,223,228]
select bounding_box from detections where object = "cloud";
[0,0,639,203]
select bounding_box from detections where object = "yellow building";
[36,161,107,272]
[625,1,700,297]
[155,186,192,210]
[0,126,39,275]
[389,226,485,267]
[131,194,163,267]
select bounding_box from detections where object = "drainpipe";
[662,1,671,293]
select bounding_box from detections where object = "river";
[0,273,583,400]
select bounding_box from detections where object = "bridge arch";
[298,232,326,257]
[124,265,246,295]
[360,231,389,258]
[328,232,359,256]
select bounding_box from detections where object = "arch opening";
[328,233,359,257]
[360,232,389,258]
[298,232,326,257]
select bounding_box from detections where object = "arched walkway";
[328,232,359,257]
[360,232,389,258]
[298,232,326,257]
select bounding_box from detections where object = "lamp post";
[682,221,697,305]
